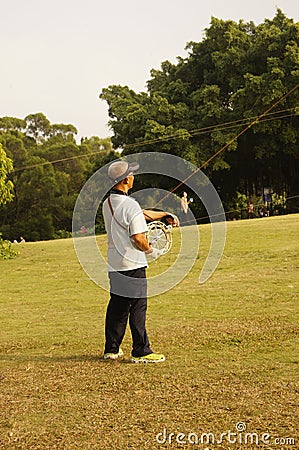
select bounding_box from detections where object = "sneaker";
[131,353,165,363]
[103,348,124,360]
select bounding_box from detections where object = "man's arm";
[131,233,151,252]
[132,232,162,259]
[142,210,179,227]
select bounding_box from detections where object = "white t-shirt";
[102,193,148,271]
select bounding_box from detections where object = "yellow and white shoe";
[103,348,124,360]
[131,353,165,363]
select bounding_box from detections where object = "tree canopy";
[0,113,115,241]
[0,143,14,206]
[100,10,299,207]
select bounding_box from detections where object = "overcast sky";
[1,0,298,139]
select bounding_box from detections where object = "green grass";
[0,214,298,449]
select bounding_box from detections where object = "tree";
[0,115,84,240]
[99,10,299,208]
[0,113,116,240]
[0,143,16,258]
[0,143,14,206]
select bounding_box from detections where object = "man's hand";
[164,213,179,227]
[145,246,163,261]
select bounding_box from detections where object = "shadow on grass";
[0,354,133,364]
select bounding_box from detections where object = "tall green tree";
[0,115,115,240]
[0,143,14,206]
[100,10,299,207]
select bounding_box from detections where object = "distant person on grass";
[247,202,254,219]
[102,160,178,363]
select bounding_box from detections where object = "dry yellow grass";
[0,214,298,449]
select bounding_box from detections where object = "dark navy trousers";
[104,267,153,357]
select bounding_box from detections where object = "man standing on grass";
[102,160,178,363]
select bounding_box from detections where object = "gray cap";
[108,160,139,184]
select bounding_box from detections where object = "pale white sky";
[1,0,298,139]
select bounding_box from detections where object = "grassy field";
[0,214,298,449]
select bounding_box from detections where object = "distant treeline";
[0,9,298,241]
[0,115,116,241]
